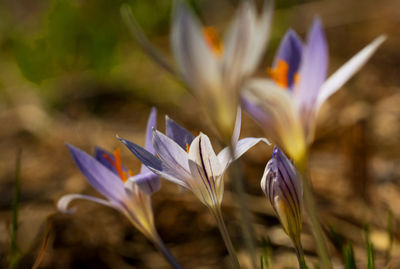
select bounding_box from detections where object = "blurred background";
[1,0,400,268]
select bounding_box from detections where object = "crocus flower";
[122,0,273,141]
[118,109,269,210]
[57,109,181,268]
[171,0,273,141]
[261,147,304,263]
[242,18,385,162]
[118,109,268,268]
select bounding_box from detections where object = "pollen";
[186,143,190,153]
[267,59,289,88]
[203,26,224,57]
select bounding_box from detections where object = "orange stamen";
[103,148,129,182]
[186,143,190,153]
[267,59,289,88]
[203,26,224,57]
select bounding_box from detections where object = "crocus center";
[203,26,223,57]
[102,148,132,182]
[268,59,289,88]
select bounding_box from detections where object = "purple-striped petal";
[296,18,328,113]
[188,133,223,207]
[67,144,126,203]
[261,147,302,244]
[165,115,194,151]
[117,136,163,173]
[273,29,303,89]
[57,193,120,214]
[152,129,192,180]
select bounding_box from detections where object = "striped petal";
[188,133,223,207]
[261,147,302,244]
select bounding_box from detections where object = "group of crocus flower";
[58,0,385,268]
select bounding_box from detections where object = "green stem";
[211,206,241,269]
[228,144,258,269]
[294,242,308,269]
[297,156,332,269]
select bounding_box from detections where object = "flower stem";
[294,242,308,269]
[228,144,258,269]
[211,206,241,269]
[152,233,182,269]
[297,156,332,269]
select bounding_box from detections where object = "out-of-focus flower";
[242,19,385,162]
[58,109,160,238]
[122,1,273,141]
[172,0,273,140]
[261,147,303,253]
[118,109,269,210]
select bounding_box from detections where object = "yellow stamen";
[203,26,224,57]
[293,72,300,85]
[186,143,190,153]
[267,59,289,88]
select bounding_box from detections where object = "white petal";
[316,35,386,113]
[242,79,306,161]
[57,194,120,214]
[171,2,222,95]
[218,137,270,172]
[231,106,242,145]
[243,0,274,74]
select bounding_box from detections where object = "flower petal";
[94,147,123,176]
[152,129,192,180]
[57,193,120,214]
[141,107,157,173]
[217,137,270,172]
[242,79,306,161]
[296,18,328,112]
[188,133,223,207]
[165,115,194,151]
[243,0,274,74]
[231,107,242,145]
[117,136,163,173]
[128,171,161,195]
[316,35,386,113]
[223,1,255,90]
[171,1,221,94]
[67,144,126,202]
[273,29,303,88]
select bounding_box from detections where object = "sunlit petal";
[57,193,120,214]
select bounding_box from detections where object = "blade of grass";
[343,242,356,269]
[365,226,375,269]
[9,149,22,269]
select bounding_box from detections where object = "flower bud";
[261,147,303,246]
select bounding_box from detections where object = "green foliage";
[9,150,22,269]
[365,226,375,269]
[343,242,356,269]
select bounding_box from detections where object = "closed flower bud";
[261,147,303,248]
